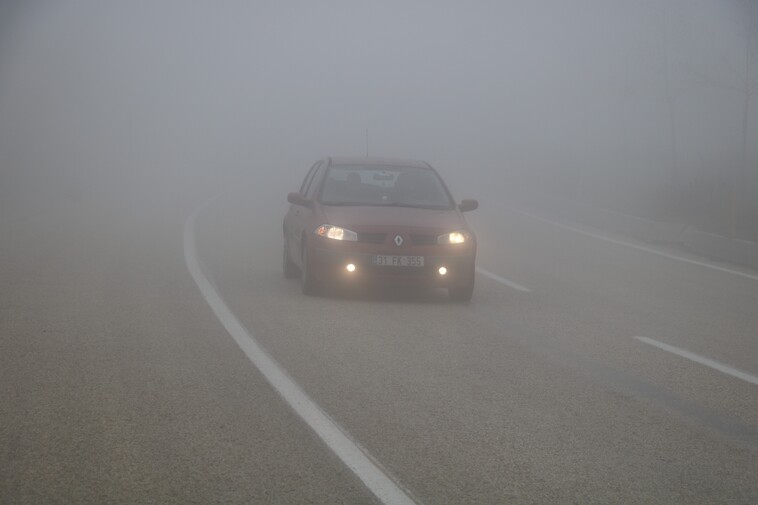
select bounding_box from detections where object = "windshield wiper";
[321,202,375,206]
[322,201,450,209]
[377,202,450,209]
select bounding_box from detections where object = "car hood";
[321,204,464,230]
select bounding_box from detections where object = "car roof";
[327,156,430,169]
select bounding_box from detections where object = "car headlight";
[314,224,358,241]
[438,231,470,244]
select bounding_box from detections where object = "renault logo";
[394,234,403,246]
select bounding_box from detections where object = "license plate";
[372,255,424,267]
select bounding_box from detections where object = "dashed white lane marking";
[476,267,530,292]
[507,206,758,283]
[634,337,758,386]
[184,201,419,505]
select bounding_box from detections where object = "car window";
[319,165,454,209]
[299,160,321,194]
[305,162,325,199]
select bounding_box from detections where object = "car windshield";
[319,165,454,209]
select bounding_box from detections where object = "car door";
[285,160,322,267]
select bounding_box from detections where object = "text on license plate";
[372,255,424,267]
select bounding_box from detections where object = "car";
[283,157,478,300]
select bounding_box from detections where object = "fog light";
[438,266,447,276]
[346,263,356,273]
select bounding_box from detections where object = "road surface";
[2,186,756,504]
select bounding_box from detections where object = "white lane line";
[507,206,758,283]
[634,337,758,386]
[476,267,530,292]
[184,201,419,505]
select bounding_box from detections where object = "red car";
[283,157,478,300]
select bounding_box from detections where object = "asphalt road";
[2,186,757,504]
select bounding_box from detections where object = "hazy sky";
[0,0,754,205]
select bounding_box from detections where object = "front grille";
[369,264,430,276]
[358,232,386,244]
[411,234,437,245]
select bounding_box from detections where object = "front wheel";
[301,245,324,296]
[448,269,475,302]
[283,238,299,278]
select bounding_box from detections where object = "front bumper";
[312,246,475,287]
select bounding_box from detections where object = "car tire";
[301,245,323,296]
[448,269,475,302]
[283,238,299,278]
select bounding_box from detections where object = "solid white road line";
[476,267,531,292]
[184,201,419,505]
[634,337,758,386]
[507,206,758,283]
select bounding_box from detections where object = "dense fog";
[1,0,756,238]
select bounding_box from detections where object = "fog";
[4,4,758,503]
[1,0,756,238]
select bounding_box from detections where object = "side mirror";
[287,192,312,207]
[458,199,478,212]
